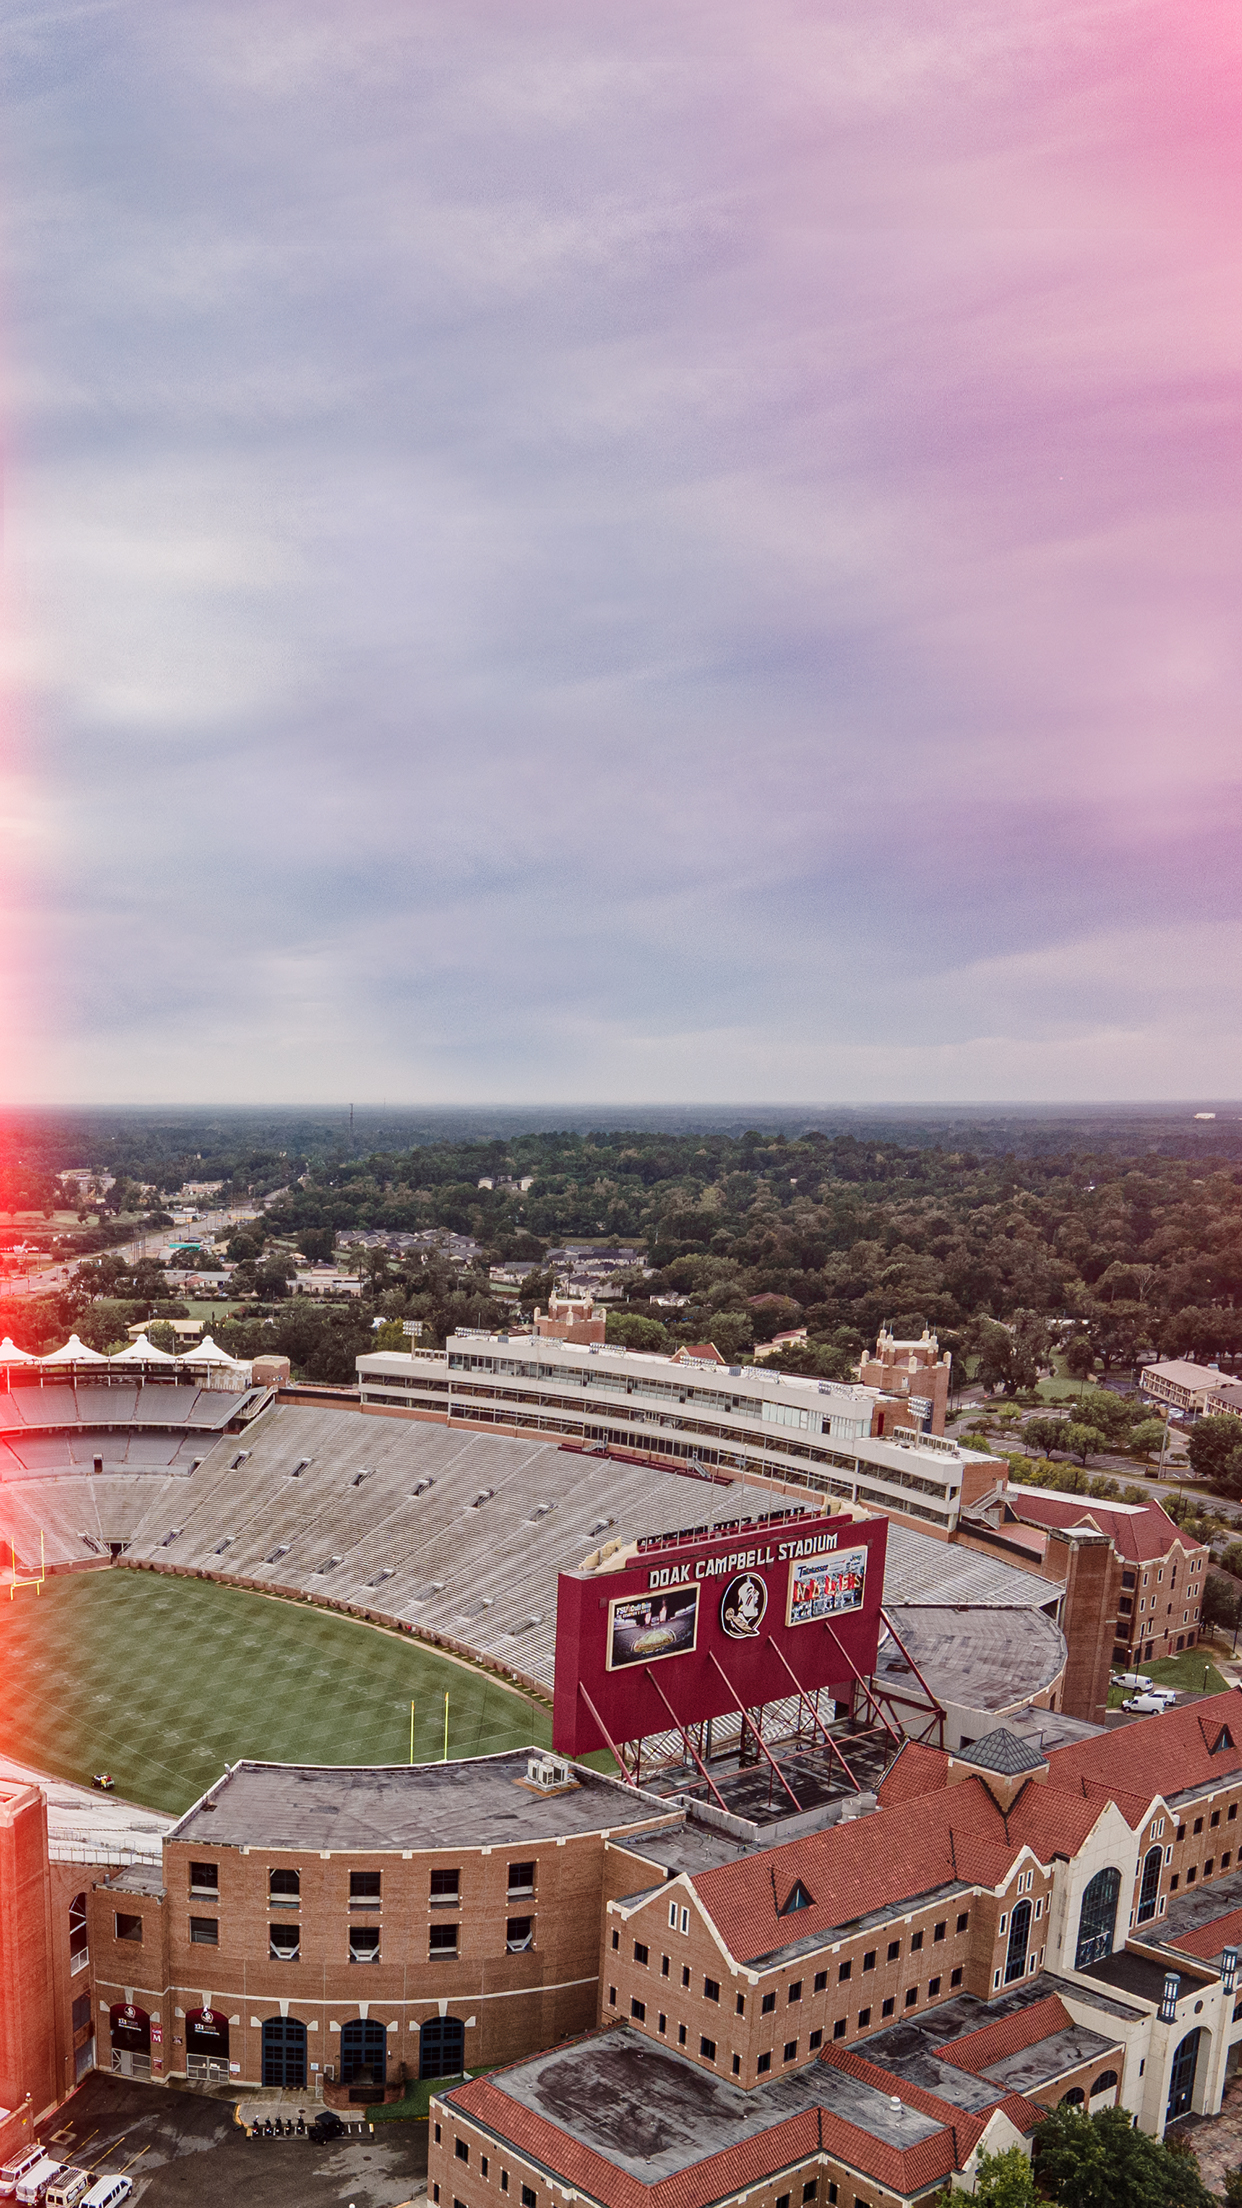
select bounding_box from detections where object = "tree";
[1064,1334,1097,1384]
[605,1313,672,1353]
[1130,1418,1168,1462]
[1201,1571,1241,1637]
[1063,1423,1108,1467]
[757,1339,853,1380]
[1188,1415,1242,1491]
[1010,1310,1053,1390]
[969,1318,1015,1392]
[971,2144,1037,2208]
[297,1227,334,1262]
[1024,1415,1068,1458]
[146,1321,179,1354]
[1034,2100,1214,2208]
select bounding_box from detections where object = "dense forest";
[3,1114,1242,1388]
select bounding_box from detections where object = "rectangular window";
[886,1940,900,1962]
[430,1924,459,1955]
[784,2039,798,2061]
[669,1900,679,1928]
[933,1921,946,1943]
[736,1993,746,2017]
[678,2025,687,2047]
[115,1912,143,1943]
[857,2008,871,2029]
[1170,1875,1180,1891]
[682,1966,691,1989]
[809,2028,823,2049]
[1187,1868,1198,1884]
[881,1998,895,2018]
[634,1942,649,1966]
[789,1979,803,2003]
[189,1916,218,1945]
[761,1991,776,2015]
[704,1977,720,2002]
[928,1976,941,1997]
[608,1986,616,2006]
[269,1867,299,1899]
[776,2195,791,2208]
[910,1931,923,1952]
[522,2189,537,2207]
[435,2124,442,2144]
[700,2036,717,2061]
[662,1955,670,1978]
[904,1988,918,2008]
[631,1998,646,2022]
[507,1917,533,1952]
[757,2052,771,2074]
[828,2190,838,2206]
[350,1926,380,1962]
[431,1868,461,1898]
[732,2054,741,2075]
[270,1922,300,1960]
[863,1950,876,1972]
[611,1930,619,1951]
[508,1861,536,1894]
[350,1871,381,1901]
[1206,1860,1216,1878]
[482,2158,489,2178]
[455,2140,469,2163]
[837,1960,851,1983]
[950,1968,963,1987]
[658,2014,667,2034]
[1212,1811,1221,1828]
[501,2174,509,2194]
[814,1970,828,1992]
[993,1969,1002,1990]
[189,1861,218,1894]
[803,2184,818,2201]
[1194,1818,1204,1835]
[956,1913,969,1933]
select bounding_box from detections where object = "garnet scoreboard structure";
[553,1508,888,1767]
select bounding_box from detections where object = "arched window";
[1137,1846,1162,1923]
[262,2015,306,2089]
[1090,2071,1119,2098]
[341,2019,387,2087]
[1075,1868,1121,1969]
[1059,2088,1085,2107]
[419,2016,465,2080]
[69,1893,89,1971]
[1005,1899,1032,1984]
[1167,2029,1202,2123]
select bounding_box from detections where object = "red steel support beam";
[706,1651,802,1812]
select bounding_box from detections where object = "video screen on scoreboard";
[607,1585,699,1670]
[787,1545,868,1625]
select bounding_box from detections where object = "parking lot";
[29,2076,426,2208]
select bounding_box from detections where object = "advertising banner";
[553,1509,887,1756]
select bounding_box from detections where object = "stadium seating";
[0,1399,1052,1694]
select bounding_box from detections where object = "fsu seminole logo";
[720,1572,768,1639]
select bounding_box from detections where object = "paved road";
[37,2074,424,2208]
[1,1206,263,1299]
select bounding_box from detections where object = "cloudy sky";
[1,0,1237,1105]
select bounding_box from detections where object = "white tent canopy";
[40,1334,109,1364]
[0,1337,36,1364]
[180,1333,238,1366]
[110,1333,180,1365]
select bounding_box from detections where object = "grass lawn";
[1107,1648,1228,1708]
[371,2065,494,2123]
[0,1570,552,1814]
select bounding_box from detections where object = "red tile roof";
[449,2064,971,2208]
[687,1779,1026,1962]
[819,2045,1041,2159]
[1004,1489,1202,1566]
[876,1742,951,1808]
[938,1995,1077,2074]
[1039,1692,1242,1814]
[1169,1906,1242,1960]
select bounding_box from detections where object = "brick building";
[857,1331,952,1437]
[86,1751,681,2098]
[0,1783,62,2166]
[959,1479,1206,1686]
[431,1695,1242,2208]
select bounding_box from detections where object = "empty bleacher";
[0,1399,1052,1697]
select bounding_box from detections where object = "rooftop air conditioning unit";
[526,1754,571,1789]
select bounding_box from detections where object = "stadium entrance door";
[420,2015,465,2078]
[262,2015,307,2088]
[109,2002,150,2078]
[187,2007,230,2082]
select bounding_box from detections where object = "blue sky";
[1,0,1238,1104]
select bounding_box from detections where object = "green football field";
[0,1569,553,1814]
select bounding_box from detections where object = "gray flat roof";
[457,2026,945,2183]
[167,1752,677,1853]
[850,1977,1117,2111]
[979,2021,1118,2097]
[878,1605,1066,1715]
[1161,1866,1242,1955]
[881,1522,1053,1610]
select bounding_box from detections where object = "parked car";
[1123,1694,1172,1714]
[1113,1672,1153,1691]
[0,2149,47,2202]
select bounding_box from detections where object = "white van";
[81,2180,132,2208]
[0,2150,46,2201]
[15,2162,63,2207]
[1114,1672,1153,1691]
[46,2174,90,2208]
